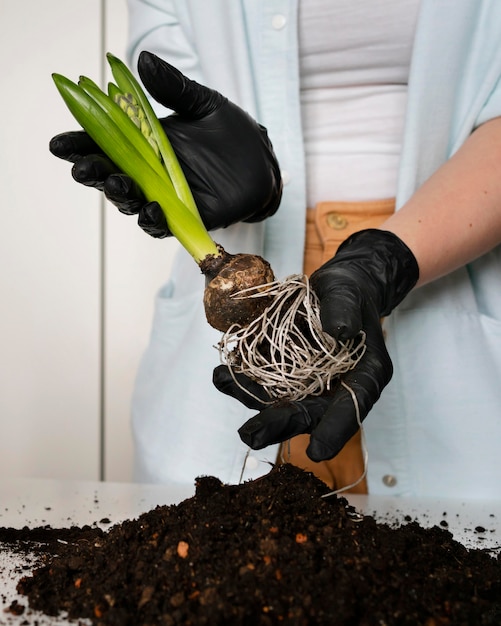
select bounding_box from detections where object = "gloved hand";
[213,229,419,462]
[49,51,282,237]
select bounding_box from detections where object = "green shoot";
[52,55,219,264]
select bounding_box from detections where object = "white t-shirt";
[299,0,420,205]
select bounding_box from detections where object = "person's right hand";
[213,229,419,462]
[49,51,283,238]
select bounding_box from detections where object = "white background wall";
[0,0,177,481]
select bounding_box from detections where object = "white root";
[216,274,366,403]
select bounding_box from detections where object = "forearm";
[381,116,501,287]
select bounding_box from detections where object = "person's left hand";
[213,229,419,461]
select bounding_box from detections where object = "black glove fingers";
[310,269,365,340]
[138,51,224,119]
[345,308,393,402]
[238,405,305,450]
[137,202,170,238]
[212,365,271,410]
[71,154,120,190]
[307,312,392,462]
[49,131,102,163]
[306,390,362,462]
[238,398,329,450]
[306,369,381,462]
[103,174,145,216]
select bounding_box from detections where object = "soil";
[1,464,501,625]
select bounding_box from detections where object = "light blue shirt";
[127,0,501,497]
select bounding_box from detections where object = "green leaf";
[106,53,202,222]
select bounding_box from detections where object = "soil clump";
[1,464,501,625]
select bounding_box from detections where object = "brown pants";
[279,199,395,494]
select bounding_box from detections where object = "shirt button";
[245,456,259,470]
[382,474,397,487]
[272,14,287,30]
[281,169,291,185]
[326,212,348,230]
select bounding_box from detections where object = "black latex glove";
[213,229,419,462]
[49,51,282,238]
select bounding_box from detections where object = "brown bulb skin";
[202,251,275,332]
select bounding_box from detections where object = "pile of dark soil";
[2,464,501,625]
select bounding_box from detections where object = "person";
[50,1,501,498]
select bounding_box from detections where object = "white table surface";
[0,478,500,625]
